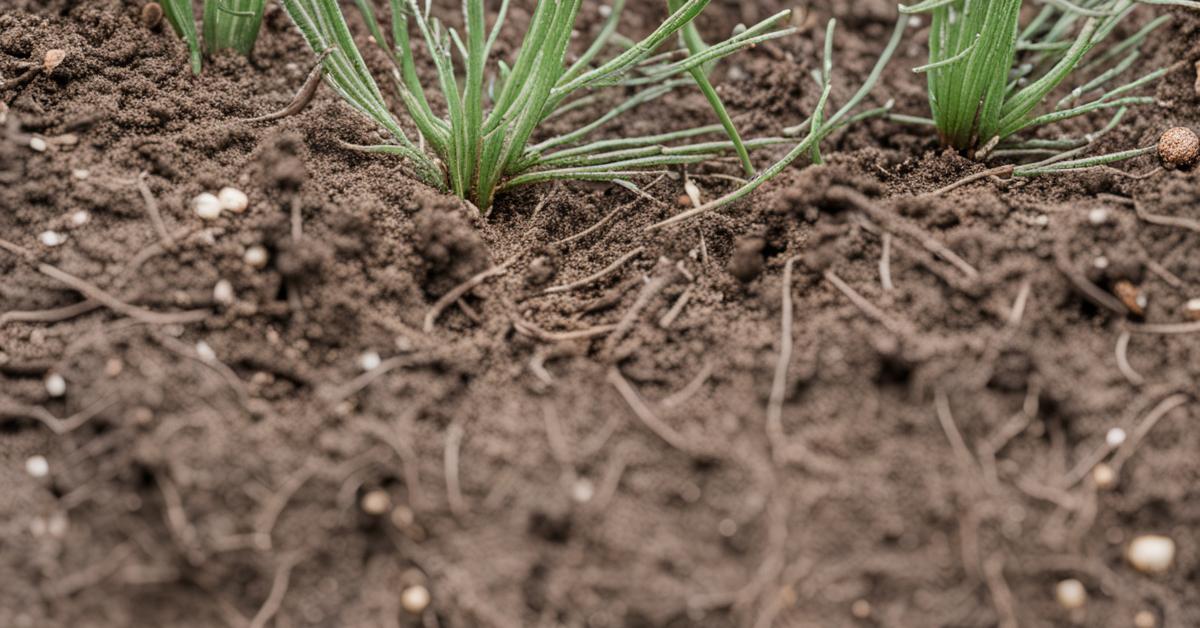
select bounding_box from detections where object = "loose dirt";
[3,1,1199,627]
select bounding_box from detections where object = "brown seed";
[1157,127,1199,168]
[142,2,164,29]
[43,49,66,73]
[677,193,693,207]
[1113,280,1146,317]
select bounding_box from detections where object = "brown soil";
[3,2,1200,627]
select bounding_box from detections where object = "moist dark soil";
[3,1,1200,627]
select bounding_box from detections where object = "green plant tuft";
[203,0,267,57]
[900,0,1200,170]
[280,0,798,211]
[161,0,267,74]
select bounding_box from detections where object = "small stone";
[850,599,872,619]
[1087,208,1110,225]
[1092,463,1116,489]
[212,279,234,306]
[1135,610,1158,628]
[358,351,382,371]
[195,340,216,361]
[1127,535,1176,574]
[71,168,90,180]
[400,585,431,615]
[29,137,47,152]
[360,490,391,515]
[244,245,269,269]
[571,478,594,503]
[1055,578,1087,610]
[104,358,123,377]
[193,193,222,220]
[1092,256,1109,270]
[1184,298,1200,321]
[25,455,50,478]
[43,49,66,73]
[38,230,65,247]
[1106,427,1127,448]
[70,210,90,226]
[1157,127,1199,168]
[142,2,164,28]
[218,187,249,213]
[44,373,66,397]
[677,193,692,207]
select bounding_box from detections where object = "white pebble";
[598,4,612,17]
[1092,256,1109,270]
[1088,208,1110,225]
[907,16,923,28]
[571,478,595,503]
[71,168,90,180]
[29,136,47,152]
[359,351,382,371]
[360,489,391,515]
[70,210,90,226]
[1106,427,1127,447]
[400,585,431,614]
[195,340,216,361]
[244,245,269,269]
[213,279,234,306]
[1035,214,1050,226]
[39,230,66,247]
[193,193,222,220]
[1092,463,1116,489]
[1127,535,1176,574]
[218,187,249,213]
[25,455,50,478]
[1055,578,1087,610]
[44,373,66,397]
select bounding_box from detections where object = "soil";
[3,1,1200,627]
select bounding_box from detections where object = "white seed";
[213,279,234,305]
[1106,427,1127,447]
[70,210,90,226]
[244,245,269,269]
[359,351,382,371]
[1127,535,1176,574]
[193,193,222,220]
[1088,208,1109,225]
[46,512,68,537]
[571,478,595,503]
[1055,578,1087,610]
[195,340,216,361]
[25,455,50,478]
[43,49,66,73]
[39,230,65,247]
[1092,463,1116,489]
[400,585,431,614]
[1135,610,1158,628]
[360,489,391,515]
[218,187,249,213]
[44,373,66,397]
[29,136,47,152]
[684,180,703,207]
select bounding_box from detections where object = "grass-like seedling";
[203,0,267,57]
[162,0,203,74]
[281,0,798,211]
[161,0,267,74]
[899,0,1200,173]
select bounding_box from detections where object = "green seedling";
[161,0,267,74]
[280,0,798,211]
